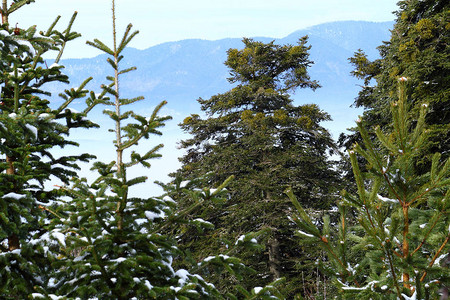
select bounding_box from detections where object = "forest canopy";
[0,0,448,299]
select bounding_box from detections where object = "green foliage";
[289,80,449,299]
[225,37,320,93]
[173,37,341,297]
[0,2,102,297]
[0,2,286,298]
[342,0,450,174]
[41,2,211,297]
[37,2,285,299]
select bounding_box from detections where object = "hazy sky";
[12,0,398,58]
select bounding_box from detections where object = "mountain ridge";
[49,20,394,195]
[54,20,392,116]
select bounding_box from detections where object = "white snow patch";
[297,230,314,238]
[17,40,35,56]
[401,290,417,300]
[235,235,245,245]
[144,280,153,290]
[179,180,189,188]
[110,257,127,263]
[209,188,218,194]
[0,249,21,256]
[161,255,175,275]
[170,286,182,292]
[79,237,88,243]
[377,194,397,203]
[145,209,166,221]
[346,263,359,275]
[3,192,26,199]
[38,113,52,119]
[434,253,448,266]
[203,254,230,262]
[193,218,212,226]
[163,195,176,203]
[25,124,38,138]
[175,269,190,285]
[51,230,66,246]
[135,218,148,225]
[339,279,379,291]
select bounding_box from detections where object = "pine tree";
[172,37,341,296]
[0,1,101,297]
[342,0,449,173]
[287,78,449,299]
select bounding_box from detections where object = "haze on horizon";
[12,0,398,58]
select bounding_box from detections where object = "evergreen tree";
[172,37,341,296]
[0,1,100,297]
[288,79,449,299]
[39,2,287,299]
[343,0,449,173]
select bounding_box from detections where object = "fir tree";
[158,175,287,299]
[287,78,449,299]
[342,0,449,174]
[172,37,341,296]
[0,1,100,297]
[40,1,282,299]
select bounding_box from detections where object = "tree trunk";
[402,205,410,289]
[268,235,281,280]
[8,234,19,251]
[6,155,20,250]
[1,0,7,25]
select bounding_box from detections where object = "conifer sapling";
[287,78,449,299]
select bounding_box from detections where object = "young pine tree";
[0,1,100,297]
[287,78,449,299]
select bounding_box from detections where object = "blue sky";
[13,0,398,58]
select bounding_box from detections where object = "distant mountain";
[48,21,394,195]
[52,20,393,121]
[286,21,393,59]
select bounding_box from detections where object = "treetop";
[225,37,320,93]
